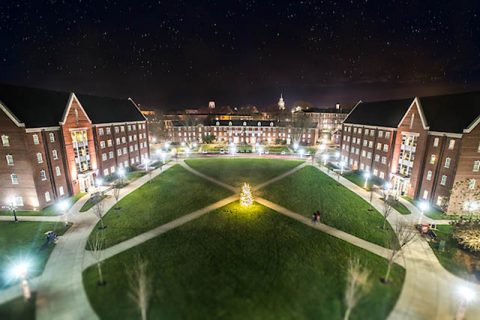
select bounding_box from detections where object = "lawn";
[428,225,480,283]
[184,158,304,188]
[343,170,385,190]
[88,165,233,248]
[83,202,405,320]
[403,197,457,220]
[80,195,108,212]
[0,221,69,289]
[261,166,396,248]
[381,199,411,215]
[0,193,86,217]
[0,293,36,320]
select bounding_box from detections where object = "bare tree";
[344,258,371,320]
[384,222,415,283]
[127,257,152,320]
[382,198,393,230]
[92,198,106,230]
[88,233,106,286]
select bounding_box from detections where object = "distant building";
[278,94,285,110]
[0,84,149,210]
[340,92,480,214]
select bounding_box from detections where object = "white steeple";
[278,94,285,110]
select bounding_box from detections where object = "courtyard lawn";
[88,165,233,248]
[343,170,385,191]
[83,202,405,320]
[428,225,480,283]
[403,197,458,220]
[0,193,86,217]
[261,166,396,248]
[184,158,304,188]
[79,195,108,213]
[0,221,69,289]
[0,294,36,320]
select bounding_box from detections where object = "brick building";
[167,119,319,145]
[340,92,480,214]
[0,84,149,210]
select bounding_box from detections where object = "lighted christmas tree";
[240,182,254,207]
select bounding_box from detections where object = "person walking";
[316,211,321,223]
[312,213,317,224]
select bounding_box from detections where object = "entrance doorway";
[78,173,94,193]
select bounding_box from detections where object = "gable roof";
[343,98,414,128]
[74,94,146,124]
[0,83,70,128]
[418,91,480,133]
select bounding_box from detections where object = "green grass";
[88,165,233,248]
[185,158,304,188]
[80,195,108,213]
[343,171,385,190]
[383,199,411,215]
[261,166,396,248]
[0,193,86,217]
[402,197,456,220]
[0,221,69,288]
[428,225,480,282]
[83,202,404,320]
[266,145,291,153]
[0,293,36,320]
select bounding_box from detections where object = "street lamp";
[118,167,126,184]
[10,261,31,300]
[456,285,475,320]
[192,142,198,149]
[363,171,371,189]
[322,154,329,166]
[58,199,69,226]
[4,197,18,222]
[340,161,345,175]
[185,147,191,157]
[293,142,299,152]
[418,201,429,225]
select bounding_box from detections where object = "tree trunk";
[384,261,393,282]
[344,307,351,320]
[97,263,104,284]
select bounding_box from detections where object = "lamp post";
[340,161,345,175]
[12,262,31,300]
[456,286,475,320]
[418,201,429,225]
[4,197,18,222]
[118,167,126,184]
[322,154,329,166]
[363,171,371,189]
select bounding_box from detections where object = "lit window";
[33,134,39,145]
[468,179,476,190]
[55,166,61,176]
[474,160,480,172]
[6,154,14,166]
[40,170,47,181]
[426,170,432,181]
[385,132,391,139]
[59,186,65,196]
[106,127,111,135]
[448,139,455,150]
[1,135,10,146]
[440,175,447,186]
[100,141,106,149]
[37,152,43,163]
[436,196,444,206]
[433,137,439,147]
[15,196,24,206]
[422,190,428,199]
[49,132,55,142]
[430,155,436,164]
[444,157,451,168]
[11,173,18,184]
[52,149,58,160]
[378,131,383,138]
[45,191,51,202]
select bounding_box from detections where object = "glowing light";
[240,183,254,207]
[363,171,371,189]
[118,168,126,177]
[58,199,69,212]
[293,142,299,151]
[419,201,429,212]
[458,286,475,303]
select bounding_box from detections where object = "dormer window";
[270,122,274,127]
[228,121,232,126]
[258,122,261,127]
[216,121,220,126]
[243,122,247,126]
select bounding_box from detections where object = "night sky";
[1,0,480,110]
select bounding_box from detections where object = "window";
[59,186,65,196]
[37,152,43,163]
[373,169,378,176]
[33,134,39,145]
[378,131,383,138]
[367,152,372,159]
[444,157,451,168]
[422,190,428,200]
[377,143,382,150]
[365,129,369,135]
[448,139,455,150]
[368,141,373,148]
[426,170,432,181]
[128,125,132,131]
[474,160,480,172]
[436,196,444,206]
[440,175,447,186]
[1,135,9,146]
[52,149,58,160]
[379,171,385,179]
[362,150,366,157]
[6,154,14,166]
[107,139,112,147]
[109,151,114,159]
[385,132,391,139]
[117,149,122,156]
[433,137,439,147]
[122,137,127,143]
[40,170,47,181]
[383,144,389,152]
[11,173,18,185]
[133,124,136,130]
[102,153,107,161]
[55,166,61,176]
[45,191,51,202]
[478,141,480,153]
[375,155,380,162]
[381,156,387,164]
[99,128,104,136]
[110,166,116,173]
[100,141,106,149]
[116,138,120,145]
[120,126,125,132]
[15,196,23,206]
[106,127,111,135]
[370,130,375,137]
[410,113,415,129]
[468,179,476,190]
[363,140,368,147]
[115,127,119,133]
[49,132,55,142]
[353,128,357,134]
[103,168,109,176]
[430,155,436,164]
